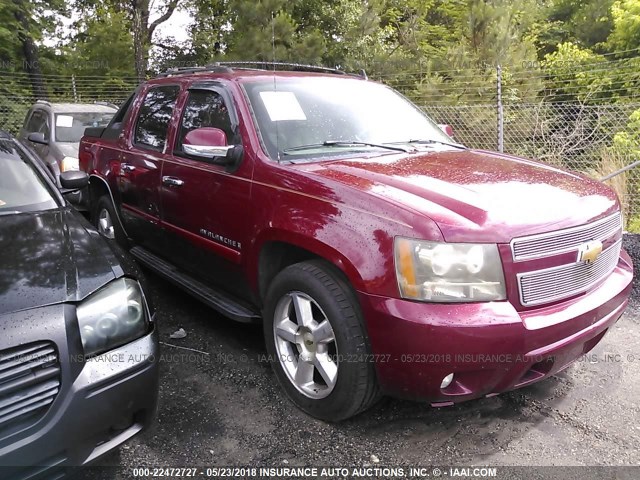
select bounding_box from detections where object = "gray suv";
[19,101,117,184]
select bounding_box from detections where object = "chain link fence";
[0,72,137,134]
[417,102,640,230]
[1,69,639,230]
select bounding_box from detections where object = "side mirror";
[183,127,240,166]
[59,170,89,191]
[438,124,454,138]
[28,132,49,145]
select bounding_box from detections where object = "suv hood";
[307,149,619,243]
[0,208,119,316]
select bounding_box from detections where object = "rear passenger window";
[26,110,49,139]
[134,86,180,151]
[177,90,234,152]
[103,91,137,140]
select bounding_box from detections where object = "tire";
[93,195,128,247]
[263,260,380,421]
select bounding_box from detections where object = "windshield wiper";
[283,140,410,155]
[396,139,467,149]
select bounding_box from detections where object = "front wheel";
[263,260,380,421]
[93,195,128,247]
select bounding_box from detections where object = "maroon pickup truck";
[80,63,633,421]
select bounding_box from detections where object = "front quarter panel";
[249,161,443,298]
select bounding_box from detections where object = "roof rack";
[156,64,234,78]
[217,61,347,75]
[156,62,367,79]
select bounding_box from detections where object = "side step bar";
[130,246,261,323]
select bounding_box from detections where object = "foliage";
[5,0,635,102]
[541,42,610,101]
[613,108,640,157]
[3,0,640,228]
[61,7,135,78]
[534,0,616,53]
[608,0,640,54]
[1,0,640,140]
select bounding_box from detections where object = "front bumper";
[360,249,633,404]
[0,326,159,475]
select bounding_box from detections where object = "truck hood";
[0,208,119,316]
[306,149,619,242]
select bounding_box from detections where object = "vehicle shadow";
[135,268,578,466]
[342,374,573,460]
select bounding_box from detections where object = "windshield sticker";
[56,115,74,127]
[259,91,307,121]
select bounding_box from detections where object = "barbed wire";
[372,53,640,77]
[382,65,640,90]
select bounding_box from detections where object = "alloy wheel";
[98,208,115,239]
[273,291,338,399]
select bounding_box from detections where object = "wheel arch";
[88,174,129,237]
[253,230,367,304]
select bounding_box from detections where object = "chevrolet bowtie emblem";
[577,240,603,264]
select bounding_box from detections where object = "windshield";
[0,139,58,214]
[55,111,115,143]
[242,77,458,160]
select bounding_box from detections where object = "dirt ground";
[82,236,640,479]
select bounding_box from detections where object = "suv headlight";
[77,278,149,357]
[394,238,506,302]
[61,156,79,172]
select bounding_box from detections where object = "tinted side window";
[178,90,233,151]
[103,91,137,140]
[26,110,48,137]
[22,110,33,130]
[134,86,180,151]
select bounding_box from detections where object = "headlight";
[394,238,506,302]
[77,278,149,356]
[61,156,79,172]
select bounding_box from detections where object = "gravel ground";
[82,235,640,478]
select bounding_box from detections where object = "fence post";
[71,74,78,102]
[496,64,504,153]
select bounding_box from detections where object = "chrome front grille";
[511,213,622,261]
[0,341,60,434]
[518,240,621,306]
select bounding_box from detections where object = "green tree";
[608,0,640,54]
[72,0,182,80]
[0,0,67,97]
[64,6,135,77]
[532,0,615,55]
[541,42,610,102]
[220,0,327,64]
[404,0,542,105]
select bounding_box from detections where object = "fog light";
[440,373,454,389]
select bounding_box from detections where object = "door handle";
[162,176,184,187]
[121,163,135,172]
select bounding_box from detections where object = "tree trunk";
[132,0,179,82]
[133,0,151,82]
[13,0,47,99]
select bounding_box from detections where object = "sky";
[154,3,193,44]
[46,2,195,47]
